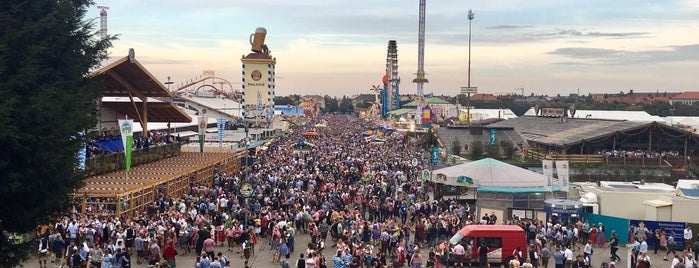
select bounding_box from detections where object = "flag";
[556,160,570,192]
[217,118,226,142]
[542,160,554,192]
[118,119,134,172]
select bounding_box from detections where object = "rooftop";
[487,116,650,147]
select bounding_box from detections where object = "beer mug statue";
[249,27,267,53]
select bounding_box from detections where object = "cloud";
[486,25,534,30]
[547,44,699,64]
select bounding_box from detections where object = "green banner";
[124,136,132,172]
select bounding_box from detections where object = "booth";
[544,199,583,225]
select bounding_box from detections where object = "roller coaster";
[171,76,242,101]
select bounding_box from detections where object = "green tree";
[339,95,354,114]
[470,140,484,160]
[451,138,462,156]
[486,142,501,159]
[323,95,339,113]
[0,0,114,265]
[500,140,516,159]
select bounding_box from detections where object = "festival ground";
[24,230,642,268]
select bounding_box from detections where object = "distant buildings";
[591,90,678,104]
[669,92,699,105]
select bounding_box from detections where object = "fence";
[85,143,183,176]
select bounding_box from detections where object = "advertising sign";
[242,62,271,109]
[542,160,554,192]
[422,169,432,181]
[629,220,686,249]
[556,160,570,192]
[540,108,565,117]
[431,146,439,164]
[490,128,496,145]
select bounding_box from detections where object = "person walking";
[542,244,552,268]
[609,231,621,263]
[553,246,565,268]
[163,241,178,268]
[665,234,677,261]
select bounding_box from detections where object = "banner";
[556,160,570,192]
[542,160,554,192]
[217,118,226,142]
[431,146,439,164]
[197,116,208,153]
[629,220,686,250]
[118,119,134,172]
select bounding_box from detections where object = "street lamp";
[467,9,474,88]
[670,108,675,126]
[244,121,250,167]
[466,9,475,127]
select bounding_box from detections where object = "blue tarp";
[94,138,123,153]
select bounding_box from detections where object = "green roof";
[387,108,415,116]
[477,185,561,193]
[235,138,272,151]
[403,97,453,107]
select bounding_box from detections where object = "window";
[478,237,502,249]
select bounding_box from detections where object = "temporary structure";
[432,158,555,190]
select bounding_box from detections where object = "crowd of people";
[36,114,699,268]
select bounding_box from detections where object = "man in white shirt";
[686,227,694,253]
[639,237,648,254]
[563,246,574,268]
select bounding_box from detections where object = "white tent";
[432,158,550,188]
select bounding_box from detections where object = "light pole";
[244,121,250,167]
[466,9,475,127]
[670,108,675,126]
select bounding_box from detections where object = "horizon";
[96,0,699,98]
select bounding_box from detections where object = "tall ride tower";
[412,0,428,98]
[386,40,400,110]
[97,6,109,40]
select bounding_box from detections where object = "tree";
[470,140,484,160]
[0,0,114,265]
[322,95,339,114]
[500,140,516,159]
[486,143,501,159]
[451,138,462,156]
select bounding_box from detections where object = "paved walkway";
[24,233,645,268]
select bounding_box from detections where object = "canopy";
[432,158,551,188]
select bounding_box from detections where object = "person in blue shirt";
[554,246,565,268]
[333,251,348,268]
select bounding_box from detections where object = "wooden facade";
[74,151,245,218]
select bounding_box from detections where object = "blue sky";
[96,0,699,97]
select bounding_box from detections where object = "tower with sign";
[241,27,276,126]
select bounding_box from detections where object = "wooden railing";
[525,148,608,164]
[84,143,183,176]
[525,148,686,167]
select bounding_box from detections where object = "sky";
[94,0,699,98]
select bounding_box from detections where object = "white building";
[577,180,699,223]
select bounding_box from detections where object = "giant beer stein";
[249,27,267,53]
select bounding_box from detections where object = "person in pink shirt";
[203,236,215,259]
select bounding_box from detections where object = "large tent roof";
[94,56,172,98]
[433,157,553,188]
[488,116,651,147]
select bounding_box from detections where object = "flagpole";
[125,115,129,183]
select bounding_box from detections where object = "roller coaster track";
[173,76,242,97]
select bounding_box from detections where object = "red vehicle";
[450,225,527,264]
